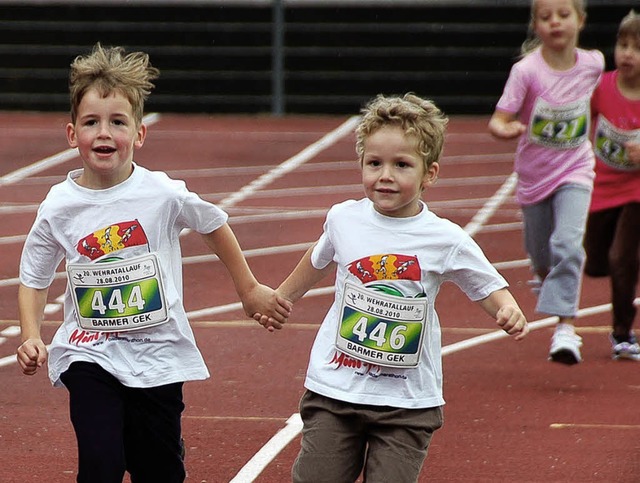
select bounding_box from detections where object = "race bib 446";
[336,283,427,368]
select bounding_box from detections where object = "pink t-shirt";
[496,47,604,205]
[589,70,640,212]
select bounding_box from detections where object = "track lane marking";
[0,113,160,186]
[551,423,640,430]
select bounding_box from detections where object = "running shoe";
[548,324,582,365]
[610,333,640,361]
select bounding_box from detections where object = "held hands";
[241,284,292,332]
[252,289,294,332]
[16,338,48,375]
[495,305,529,341]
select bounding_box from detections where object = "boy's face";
[361,125,438,218]
[66,88,146,189]
[615,34,640,82]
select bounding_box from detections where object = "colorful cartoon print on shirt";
[76,220,149,261]
[348,254,420,283]
[347,253,424,299]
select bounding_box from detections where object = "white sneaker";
[549,324,582,365]
[610,333,640,361]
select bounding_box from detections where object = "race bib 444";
[67,253,169,332]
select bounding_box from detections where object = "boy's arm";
[477,288,529,341]
[200,224,291,327]
[253,245,335,329]
[278,245,335,303]
[488,109,526,140]
[16,284,49,375]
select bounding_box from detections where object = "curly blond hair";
[355,93,448,171]
[69,42,159,125]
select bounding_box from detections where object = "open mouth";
[93,146,116,154]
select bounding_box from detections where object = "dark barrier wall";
[0,1,631,115]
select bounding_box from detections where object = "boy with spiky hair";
[16,43,290,482]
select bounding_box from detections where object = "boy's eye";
[366,159,380,167]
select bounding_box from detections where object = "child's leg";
[584,207,617,278]
[521,198,553,281]
[536,184,591,318]
[609,202,640,341]
[60,361,127,483]
[123,381,185,483]
[292,391,366,483]
[523,185,591,364]
[363,405,443,483]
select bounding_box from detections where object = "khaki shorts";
[292,390,444,483]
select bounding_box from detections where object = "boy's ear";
[66,122,78,148]
[135,123,147,149]
[422,162,440,189]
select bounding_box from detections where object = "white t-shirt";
[305,198,507,409]
[20,164,228,388]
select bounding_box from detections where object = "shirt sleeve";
[176,182,228,234]
[443,236,508,301]
[19,212,65,289]
[496,60,529,115]
[310,211,335,269]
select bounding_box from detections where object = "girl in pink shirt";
[488,0,604,365]
[584,10,640,361]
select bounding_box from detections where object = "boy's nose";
[380,165,393,179]
[98,123,112,137]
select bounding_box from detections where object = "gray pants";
[521,183,591,318]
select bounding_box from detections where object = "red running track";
[0,112,638,483]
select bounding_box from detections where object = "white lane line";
[0,326,21,349]
[229,414,303,483]
[0,234,27,245]
[0,113,160,186]
[217,116,360,210]
[9,152,514,188]
[228,297,638,483]
[1,326,21,337]
[464,172,518,237]
[441,301,638,355]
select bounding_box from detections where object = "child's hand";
[492,120,526,140]
[253,291,294,332]
[253,312,279,332]
[495,305,529,341]
[241,284,292,332]
[488,111,526,140]
[16,338,48,375]
[624,141,640,166]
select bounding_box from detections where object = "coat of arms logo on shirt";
[76,219,149,261]
[347,254,420,284]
